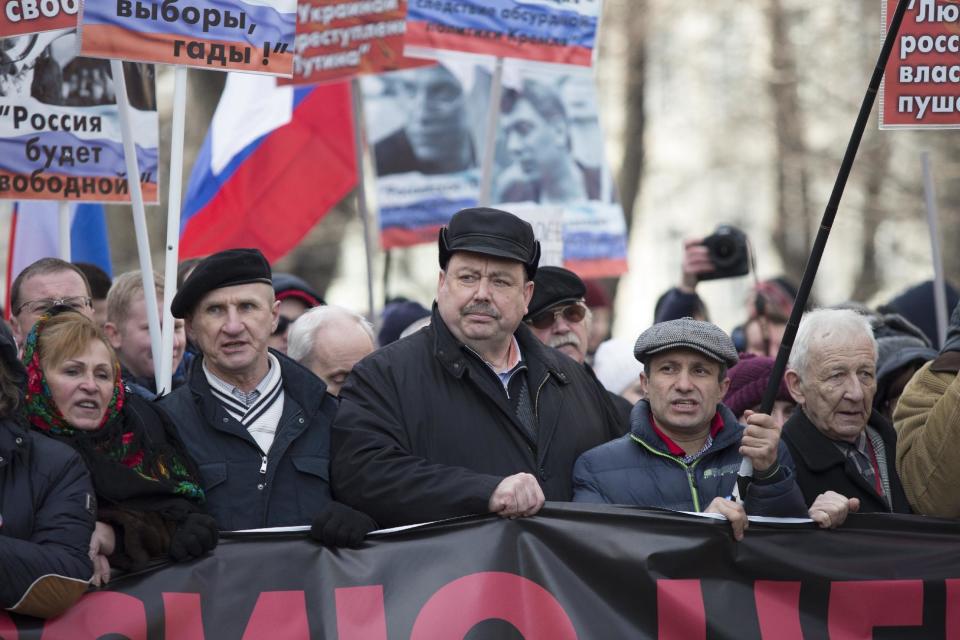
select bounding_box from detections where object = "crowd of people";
[1,206,957,618]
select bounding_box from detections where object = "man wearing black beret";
[523,266,632,430]
[159,248,376,546]
[332,207,623,527]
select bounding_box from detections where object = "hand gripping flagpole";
[111,59,164,394]
[734,0,912,500]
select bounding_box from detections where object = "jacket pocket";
[291,456,330,481]
[290,456,331,519]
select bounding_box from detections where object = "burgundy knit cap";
[723,353,793,418]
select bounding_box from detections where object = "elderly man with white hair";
[783,308,912,528]
[288,305,376,397]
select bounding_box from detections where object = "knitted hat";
[378,300,431,346]
[273,273,324,309]
[871,313,936,391]
[592,338,643,394]
[723,353,792,418]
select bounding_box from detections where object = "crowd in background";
[2,206,958,619]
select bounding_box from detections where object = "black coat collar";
[429,304,569,388]
[783,407,894,473]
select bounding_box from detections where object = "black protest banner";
[4,503,960,639]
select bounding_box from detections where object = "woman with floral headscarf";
[22,310,216,585]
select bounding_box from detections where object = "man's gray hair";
[287,305,375,365]
[788,308,878,377]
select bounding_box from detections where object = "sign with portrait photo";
[362,54,492,248]
[491,61,627,278]
[0,29,160,202]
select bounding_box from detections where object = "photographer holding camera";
[654,226,796,358]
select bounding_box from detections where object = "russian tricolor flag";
[181,74,357,263]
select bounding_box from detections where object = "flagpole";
[57,201,70,261]
[351,77,377,322]
[158,66,188,395]
[111,59,163,393]
[736,0,912,495]
[478,57,504,206]
[921,151,949,347]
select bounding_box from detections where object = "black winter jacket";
[331,308,623,528]
[0,418,95,609]
[159,351,338,531]
[782,409,911,513]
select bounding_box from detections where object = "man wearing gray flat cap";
[573,317,806,540]
[332,207,623,528]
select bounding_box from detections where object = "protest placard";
[287,0,431,86]
[78,0,297,76]
[405,0,601,67]
[491,61,626,277]
[0,0,77,38]
[881,0,960,128]
[363,55,491,247]
[0,30,159,202]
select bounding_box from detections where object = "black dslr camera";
[698,224,750,281]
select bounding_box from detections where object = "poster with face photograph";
[491,61,627,278]
[363,55,492,248]
[0,30,159,202]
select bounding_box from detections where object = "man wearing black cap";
[332,207,622,528]
[573,318,807,540]
[159,248,376,546]
[524,266,631,429]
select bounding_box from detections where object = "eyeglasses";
[526,303,587,330]
[15,296,92,316]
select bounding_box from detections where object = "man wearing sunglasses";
[332,207,623,528]
[524,266,631,431]
[10,258,94,347]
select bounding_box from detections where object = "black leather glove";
[169,513,219,562]
[310,502,377,548]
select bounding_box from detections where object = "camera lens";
[711,238,739,268]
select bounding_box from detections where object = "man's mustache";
[462,303,500,319]
[548,331,580,349]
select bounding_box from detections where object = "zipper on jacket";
[532,373,550,418]
[258,455,268,490]
[630,434,703,512]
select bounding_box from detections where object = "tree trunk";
[767,0,813,286]
[617,0,646,234]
